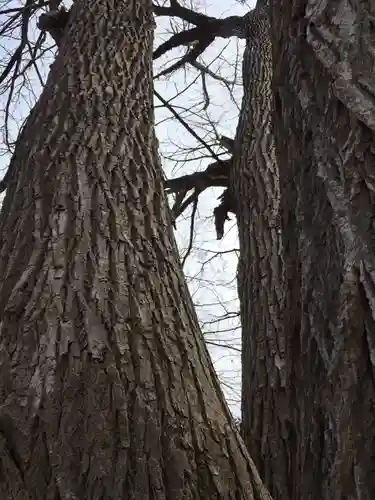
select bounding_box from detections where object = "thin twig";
[154,89,222,162]
[182,194,198,268]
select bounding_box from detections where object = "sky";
[154,0,255,417]
[0,0,256,418]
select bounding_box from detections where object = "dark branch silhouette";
[165,138,236,239]
[154,34,215,79]
[153,0,246,78]
[37,6,70,47]
[153,1,214,26]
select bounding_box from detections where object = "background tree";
[230,2,286,498]
[0,0,272,497]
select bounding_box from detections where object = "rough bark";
[0,0,272,498]
[269,0,375,498]
[231,2,287,498]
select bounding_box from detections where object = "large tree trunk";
[231,2,287,499]
[268,0,375,498]
[0,0,271,498]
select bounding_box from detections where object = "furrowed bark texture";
[271,0,375,498]
[231,2,286,498]
[0,0,272,498]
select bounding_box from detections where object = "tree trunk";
[231,2,287,498]
[0,0,271,498]
[269,0,375,498]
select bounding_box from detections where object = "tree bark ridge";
[0,0,271,498]
[271,0,375,498]
[231,2,287,498]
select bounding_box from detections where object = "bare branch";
[37,7,70,47]
[214,188,236,240]
[153,0,214,26]
[0,0,34,87]
[190,60,236,87]
[166,158,230,194]
[181,194,198,267]
[165,156,232,225]
[154,89,222,161]
[153,3,246,78]
[155,35,215,79]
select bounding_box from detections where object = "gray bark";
[268,0,375,498]
[231,3,287,498]
[0,0,272,498]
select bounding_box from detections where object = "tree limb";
[165,157,231,196]
[153,1,246,77]
[153,1,214,26]
[165,154,234,231]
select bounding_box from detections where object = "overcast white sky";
[0,0,255,418]
[154,0,255,417]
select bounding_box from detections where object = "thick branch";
[37,7,70,47]
[153,3,246,77]
[154,35,215,78]
[153,1,214,26]
[165,158,231,196]
[154,15,245,61]
[165,154,235,233]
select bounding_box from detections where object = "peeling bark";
[269,0,375,498]
[0,0,271,498]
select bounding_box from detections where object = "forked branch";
[165,136,236,239]
[153,0,246,78]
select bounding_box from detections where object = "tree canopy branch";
[154,35,215,79]
[153,2,246,77]
[165,155,234,235]
[152,0,214,26]
[154,89,223,162]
